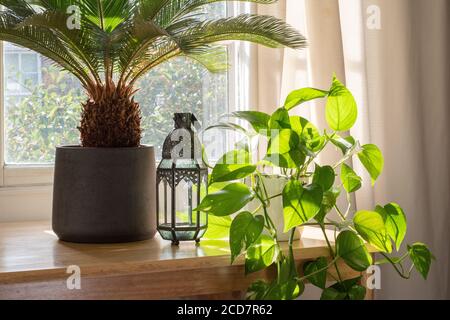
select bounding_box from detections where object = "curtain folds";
[252,0,450,299]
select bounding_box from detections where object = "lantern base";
[158,223,207,244]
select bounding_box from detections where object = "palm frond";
[25,0,77,10]
[174,14,307,51]
[80,0,135,32]
[165,16,202,34]
[154,0,277,27]
[126,36,181,86]
[0,11,92,88]
[18,10,103,83]
[184,45,228,73]
[0,0,36,17]
[136,0,169,20]
[116,18,168,84]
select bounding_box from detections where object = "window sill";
[2,165,53,187]
[0,184,52,222]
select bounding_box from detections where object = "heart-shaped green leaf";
[315,187,341,223]
[336,230,373,271]
[303,256,328,289]
[330,135,356,155]
[354,210,392,253]
[231,111,270,134]
[265,129,305,169]
[210,150,256,184]
[347,284,366,300]
[320,287,347,300]
[284,88,328,110]
[321,277,366,300]
[290,116,325,152]
[357,144,384,185]
[264,280,302,300]
[279,256,298,282]
[408,243,434,280]
[211,164,256,183]
[282,181,323,232]
[377,203,407,250]
[384,203,407,250]
[313,165,335,191]
[245,235,278,274]
[195,183,253,216]
[335,276,362,291]
[269,108,291,130]
[269,256,303,300]
[325,76,358,131]
[229,212,264,263]
[246,280,271,300]
[340,163,362,193]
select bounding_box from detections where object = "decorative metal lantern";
[156,113,208,245]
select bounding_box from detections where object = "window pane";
[21,53,38,73]
[3,4,229,164]
[5,73,21,94]
[4,53,19,74]
[4,54,84,164]
[22,73,39,91]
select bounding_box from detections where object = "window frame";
[0,3,251,190]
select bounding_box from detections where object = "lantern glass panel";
[174,179,198,225]
[157,180,172,228]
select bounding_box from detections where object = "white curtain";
[251,0,450,299]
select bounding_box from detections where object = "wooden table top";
[0,221,343,283]
[0,221,379,299]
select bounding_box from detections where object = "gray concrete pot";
[52,145,156,243]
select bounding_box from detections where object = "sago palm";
[0,0,306,147]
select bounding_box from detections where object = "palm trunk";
[79,85,142,148]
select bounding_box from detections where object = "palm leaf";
[25,0,77,10]
[136,0,169,20]
[184,45,228,73]
[0,0,36,18]
[80,0,135,32]
[174,14,307,50]
[116,18,168,83]
[155,0,277,27]
[0,11,92,88]
[18,10,103,83]
[126,36,181,86]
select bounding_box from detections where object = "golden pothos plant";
[197,76,435,300]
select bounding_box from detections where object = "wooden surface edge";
[0,220,374,300]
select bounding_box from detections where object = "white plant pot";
[248,175,304,242]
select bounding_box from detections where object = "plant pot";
[52,145,156,243]
[249,175,304,242]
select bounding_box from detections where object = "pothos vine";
[197,76,434,300]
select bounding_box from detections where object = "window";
[3,44,84,165]
[4,44,41,97]
[1,3,231,171]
